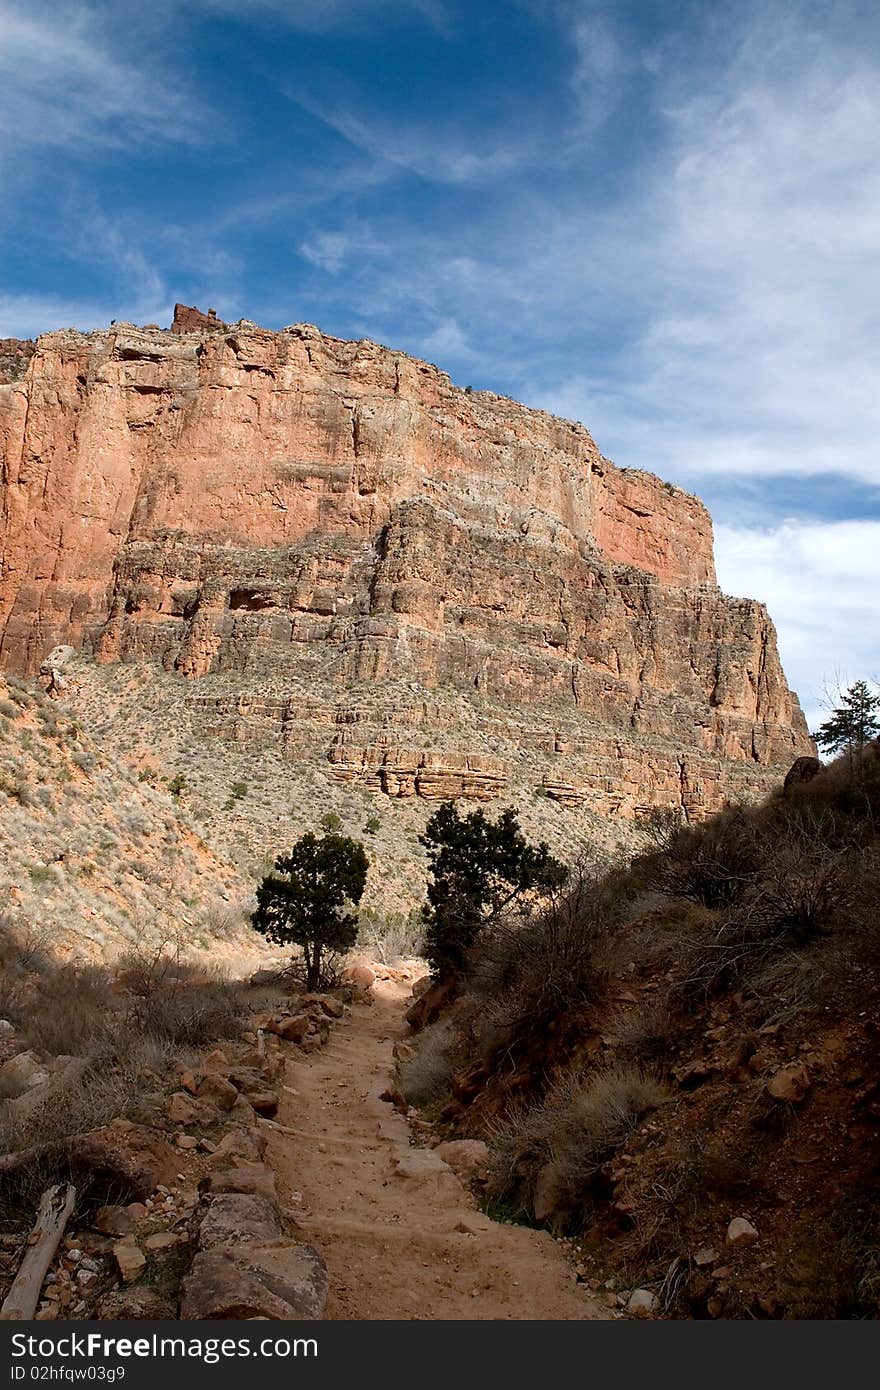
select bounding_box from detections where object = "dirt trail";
[264,979,606,1320]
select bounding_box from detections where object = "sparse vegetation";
[398,742,880,1315]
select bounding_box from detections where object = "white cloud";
[291,92,532,185]
[0,1,208,159]
[537,5,880,488]
[715,519,880,729]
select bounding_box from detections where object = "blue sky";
[1,0,878,728]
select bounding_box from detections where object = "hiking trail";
[264,976,606,1320]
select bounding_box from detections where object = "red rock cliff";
[0,316,812,821]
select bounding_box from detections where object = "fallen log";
[0,1183,76,1320]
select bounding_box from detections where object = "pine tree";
[813,680,880,765]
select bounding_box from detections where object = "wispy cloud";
[715,519,880,727]
[290,89,532,185]
[538,4,880,489]
[0,1,209,159]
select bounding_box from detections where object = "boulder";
[0,1050,50,1098]
[783,756,822,795]
[179,1242,328,1320]
[301,994,345,1020]
[393,1149,451,1180]
[197,1073,239,1112]
[240,1089,279,1119]
[267,1014,310,1043]
[166,1090,212,1125]
[203,1166,277,1203]
[626,1288,657,1317]
[143,1232,184,1252]
[197,1193,281,1250]
[209,1128,265,1165]
[70,1123,179,1201]
[342,964,375,989]
[93,1205,136,1237]
[406,974,458,1032]
[433,1139,490,1180]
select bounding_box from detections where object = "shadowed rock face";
[0,314,812,821]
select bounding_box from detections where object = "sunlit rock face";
[0,314,812,822]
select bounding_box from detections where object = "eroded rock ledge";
[0,311,812,821]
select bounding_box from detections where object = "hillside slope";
[0,671,259,964]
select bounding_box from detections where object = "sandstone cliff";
[0,313,811,847]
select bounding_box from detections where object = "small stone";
[726,1217,759,1245]
[93,1205,135,1237]
[626,1288,657,1317]
[112,1239,146,1284]
[175,1133,200,1150]
[693,1246,719,1267]
[452,1212,493,1234]
[767,1063,811,1105]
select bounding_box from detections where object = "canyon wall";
[0,312,812,824]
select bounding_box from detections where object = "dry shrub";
[119,945,247,1046]
[488,1062,668,1226]
[467,868,620,1041]
[638,806,764,910]
[23,965,116,1055]
[606,1001,676,1065]
[398,1017,459,1107]
[678,823,858,1004]
[357,909,425,965]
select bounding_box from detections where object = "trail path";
[264,978,606,1320]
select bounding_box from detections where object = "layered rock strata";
[0,314,812,823]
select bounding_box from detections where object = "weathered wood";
[0,1183,75,1320]
[256,1029,266,1059]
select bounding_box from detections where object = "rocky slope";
[0,670,258,963]
[0,307,812,906]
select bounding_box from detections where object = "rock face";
[0,313,812,823]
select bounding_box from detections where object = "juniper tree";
[251,832,369,990]
[420,802,567,975]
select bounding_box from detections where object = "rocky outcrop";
[0,312,812,823]
[0,339,35,386]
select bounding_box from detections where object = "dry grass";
[488,1062,668,1227]
[0,926,253,1225]
[398,1017,459,1107]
